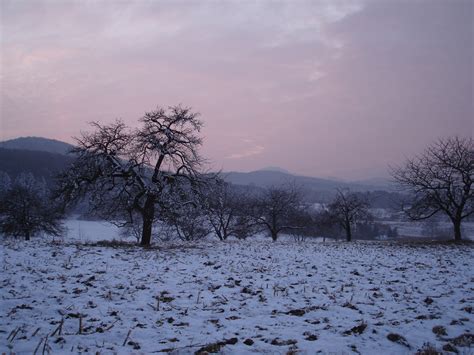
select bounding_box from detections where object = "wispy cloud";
[226,145,265,160]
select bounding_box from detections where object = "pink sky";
[1,0,472,179]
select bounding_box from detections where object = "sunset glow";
[1,0,472,178]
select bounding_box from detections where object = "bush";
[0,173,64,240]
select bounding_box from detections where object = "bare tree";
[391,136,473,241]
[56,105,205,246]
[251,184,303,241]
[313,209,340,241]
[202,179,254,241]
[159,182,211,242]
[0,173,64,240]
[327,189,371,242]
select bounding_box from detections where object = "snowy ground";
[1,231,473,354]
[62,218,124,243]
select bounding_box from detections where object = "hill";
[222,170,397,202]
[0,136,74,155]
[0,148,73,186]
[0,137,399,203]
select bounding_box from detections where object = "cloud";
[1,0,471,179]
[226,145,265,160]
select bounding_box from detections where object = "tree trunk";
[271,213,278,241]
[140,195,155,246]
[271,230,278,242]
[345,222,352,242]
[25,231,30,241]
[453,219,462,241]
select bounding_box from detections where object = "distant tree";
[251,184,303,241]
[313,209,340,241]
[352,221,398,240]
[386,225,399,239]
[56,105,205,246]
[391,136,473,241]
[286,209,319,242]
[0,171,11,197]
[327,189,371,242]
[202,179,254,241]
[160,182,211,242]
[0,173,64,240]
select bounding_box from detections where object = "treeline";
[0,169,398,243]
[0,148,73,187]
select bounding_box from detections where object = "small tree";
[160,183,211,242]
[202,179,254,241]
[391,136,473,241]
[0,173,64,240]
[327,189,371,242]
[56,105,205,246]
[251,184,303,241]
[314,209,340,241]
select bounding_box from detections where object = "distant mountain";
[224,170,343,189]
[257,166,290,174]
[0,136,74,155]
[222,170,398,203]
[353,177,397,191]
[0,136,400,203]
[0,148,73,186]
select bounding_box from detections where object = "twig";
[33,337,44,355]
[8,326,21,342]
[78,314,83,334]
[122,329,131,346]
[42,334,49,355]
[106,319,119,331]
[51,318,64,336]
[7,327,18,341]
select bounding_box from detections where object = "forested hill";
[0,148,73,186]
[0,137,401,206]
[0,136,74,155]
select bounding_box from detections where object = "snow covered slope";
[1,239,472,353]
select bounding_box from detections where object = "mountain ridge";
[0,136,74,155]
[0,136,396,196]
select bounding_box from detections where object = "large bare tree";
[56,105,205,246]
[327,189,371,242]
[391,136,473,241]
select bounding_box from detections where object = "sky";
[1,0,472,180]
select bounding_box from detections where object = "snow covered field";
[1,233,473,354]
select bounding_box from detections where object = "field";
[1,226,473,354]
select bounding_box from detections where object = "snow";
[62,218,124,243]
[1,231,473,354]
